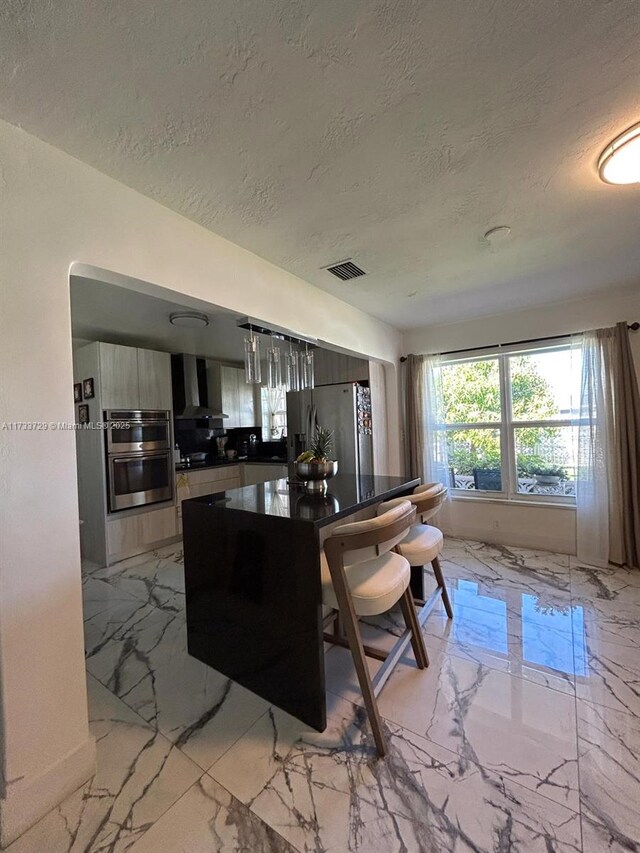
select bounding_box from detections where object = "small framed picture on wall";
[74,382,82,403]
[83,377,95,400]
[78,404,90,425]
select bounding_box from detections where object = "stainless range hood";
[171,354,228,420]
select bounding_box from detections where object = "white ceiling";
[4,1,640,329]
[71,276,250,362]
[71,275,312,364]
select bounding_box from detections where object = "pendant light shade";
[244,329,261,384]
[285,346,300,392]
[300,348,315,390]
[266,346,282,389]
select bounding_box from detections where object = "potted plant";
[294,426,338,495]
[531,465,567,485]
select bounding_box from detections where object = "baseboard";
[107,533,182,566]
[0,736,96,848]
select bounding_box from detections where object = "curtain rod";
[399,321,640,362]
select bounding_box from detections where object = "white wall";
[403,287,640,553]
[0,118,403,845]
[404,285,640,363]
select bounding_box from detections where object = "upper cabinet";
[96,342,172,411]
[99,343,139,409]
[314,349,369,386]
[137,348,172,410]
[207,363,259,428]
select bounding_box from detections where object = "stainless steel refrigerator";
[286,383,374,478]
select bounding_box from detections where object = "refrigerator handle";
[307,404,318,445]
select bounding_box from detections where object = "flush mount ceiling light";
[598,121,640,184]
[483,225,511,243]
[169,311,209,328]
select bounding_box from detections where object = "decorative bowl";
[294,460,338,495]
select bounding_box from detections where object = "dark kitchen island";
[182,473,419,731]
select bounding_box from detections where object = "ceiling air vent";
[324,259,366,281]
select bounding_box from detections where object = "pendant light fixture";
[243,325,261,384]
[598,121,640,184]
[300,342,315,390]
[285,342,300,392]
[266,345,282,389]
[236,317,316,389]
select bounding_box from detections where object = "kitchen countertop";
[175,456,287,472]
[186,473,420,526]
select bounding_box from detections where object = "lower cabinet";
[106,504,178,564]
[176,465,242,525]
[105,464,288,562]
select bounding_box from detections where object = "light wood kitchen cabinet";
[97,342,172,411]
[138,348,172,410]
[220,365,241,426]
[99,342,140,409]
[313,349,369,386]
[176,464,241,518]
[106,504,178,563]
[208,363,258,428]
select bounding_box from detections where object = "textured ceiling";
[3,0,640,328]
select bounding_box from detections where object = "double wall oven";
[105,410,174,512]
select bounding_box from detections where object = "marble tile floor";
[10,538,640,852]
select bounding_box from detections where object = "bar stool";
[377,483,453,624]
[322,500,429,756]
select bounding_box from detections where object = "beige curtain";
[404,353,449,485]
[577,322,640,569]
[613,322,640,568]
[404,354,427,480]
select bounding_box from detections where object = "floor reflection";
[436,579,588,680]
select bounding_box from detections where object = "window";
[439,343,580,502]
[261,386,287,439]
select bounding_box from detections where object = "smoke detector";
[483,225,511,244]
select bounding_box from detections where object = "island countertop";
[187,473,420,526]
[182,472,420,731]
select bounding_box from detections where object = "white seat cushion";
[394,523,443,565]
[321,550,410,616]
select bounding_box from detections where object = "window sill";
[449,494,576,511]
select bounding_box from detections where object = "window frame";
[440,339,577,506]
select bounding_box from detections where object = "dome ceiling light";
[598,122,640,185]
[169,311,209,328]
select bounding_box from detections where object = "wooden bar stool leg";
[432,555,453,619]
[332,609,342,640]
[399,587,429,669]
[327,562,387,757]
[409,563,426,600]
